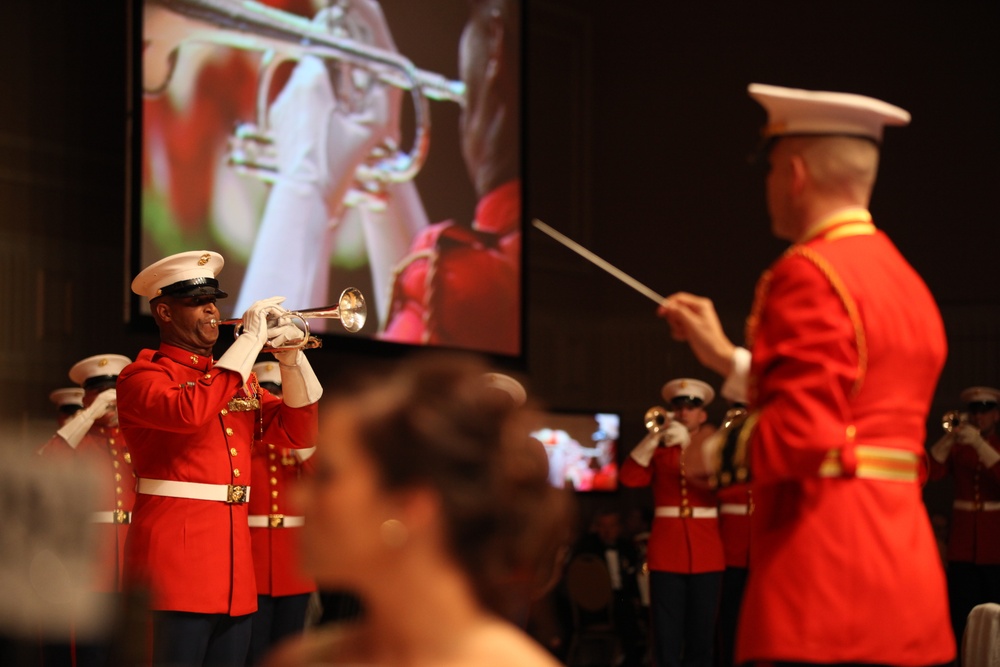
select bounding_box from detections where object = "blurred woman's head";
[300,352,573,618]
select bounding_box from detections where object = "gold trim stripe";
[819,446,920,482]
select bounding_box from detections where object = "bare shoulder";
[456,621,562,667]
[261,623,365,667]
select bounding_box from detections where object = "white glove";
[929,432,956,464]
[956,423,1000,467]
[216,297,286,383]
[278,351,323,408]
[663,420,692,448]
[266,318,306,358]
[630,433,662,468]
[55,388,117,449]
[293,446,316,463]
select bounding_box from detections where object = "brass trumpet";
[942,410,968,433]
[644,406,673,434]
[143,0,465,187]
[212,287,367,351]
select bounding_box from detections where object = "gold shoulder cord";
[745,246,867,397]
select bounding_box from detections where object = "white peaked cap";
[960,386,1000,405]
[68,354,133,388]
[661,378,715,407]
[132,250,227,300]
[253,361,282,387]
[49,387,85,408]
[748,83,911,143]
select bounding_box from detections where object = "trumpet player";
[116,250,321,667]
[620,378,723,667]
[928,386,1000,650]
[38,354,135,667]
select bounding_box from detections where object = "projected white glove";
[233,0,405,315]
[55,388,117,449]
[956,423,1000,467]
[216,297,287,384]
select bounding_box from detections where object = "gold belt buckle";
[227,484,248,503]
[269,514,285,528]
[680,505,693,518]
[113,509,130,525]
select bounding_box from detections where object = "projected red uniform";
[381,179,520,356]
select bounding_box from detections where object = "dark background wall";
[1,0,997,519]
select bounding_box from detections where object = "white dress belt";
[719,503,750,516]
[137,478,250,504]
[248,515,305,528]
[655,505,718,518]
[954,500,1000,512]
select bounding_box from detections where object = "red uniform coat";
[40,426,136,593]
[380,179,520,356]
[249,443,317,597]
[116,344,318,616]
[717,483,751,569]
[620,442,724,573]
[929,432,1000,564]
[738,213,954,665]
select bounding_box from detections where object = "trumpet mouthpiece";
[209,318,218,328]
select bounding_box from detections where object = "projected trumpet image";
[138,0,523,356]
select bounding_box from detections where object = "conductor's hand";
[658,292,736,377]
[242,297,288,346]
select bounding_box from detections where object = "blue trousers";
[151,610,252,667]
[650,570,722,667]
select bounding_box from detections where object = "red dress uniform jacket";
[737,213,954,665]
[380,179,520,356]
[929,433,1000,564]
[249,443,317,597]
[716,483,751,569]
[40,426,136,593]
[620,443,724,573]
[116,344,318,616]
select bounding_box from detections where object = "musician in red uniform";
[117,250,321,667]
[39,354,136,667]
[929,385,1000,649]
[380,0,521,356]
[620,378,723,667]
[246,360,317,665]
[659,84,955,666]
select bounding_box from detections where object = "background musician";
[928,385,1000,649]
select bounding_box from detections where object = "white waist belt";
[954,500,1000,512]
[719,503,749,516]
[92,510,132,524]
[655,506,718,518]
[248,514,305,528]
[137,478,250,504]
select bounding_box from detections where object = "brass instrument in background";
[712,405,751,488]
[644,406,672,434]
[143,0,466,188]
[942,410,968,433]
[213,287,367,351]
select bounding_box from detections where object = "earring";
[380,518,408,549]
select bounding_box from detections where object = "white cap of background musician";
[69,354,133,391]
[662,378,715,409]
[482,372,527,407]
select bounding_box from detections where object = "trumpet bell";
[644,406,671,434]
[942,410,967,433]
